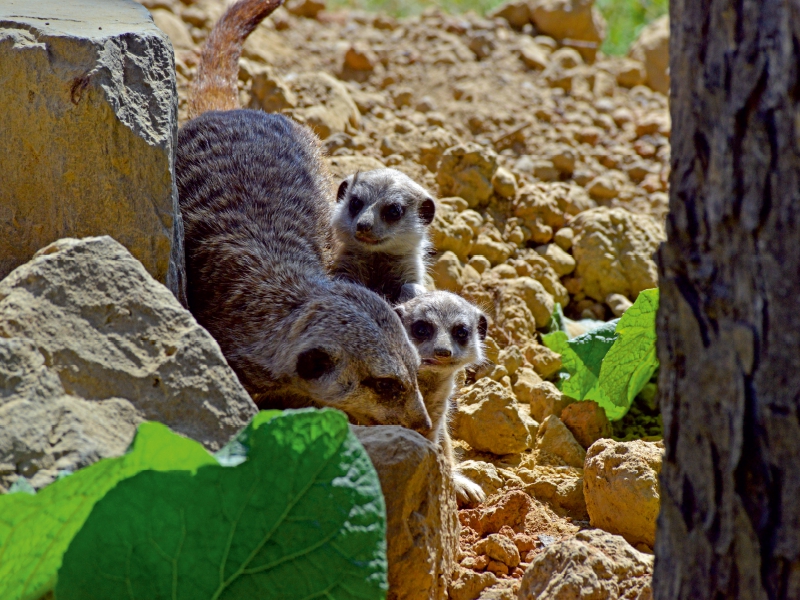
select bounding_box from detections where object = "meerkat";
[176,0,432,435]
[396,291,488,506]
[331,169,436,304]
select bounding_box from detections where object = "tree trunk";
[654,1,800,599]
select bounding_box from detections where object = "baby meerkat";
[396,290,488,506]
[331,169,436,304]
[176,0,432,436]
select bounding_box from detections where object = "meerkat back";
[331,168,436,304]
[176,0,432,436]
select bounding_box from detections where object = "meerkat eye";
[349,196,363,217]
[382,203,404,223]
[452,325,471,344]
[411,320,434,340]
[365,377,405,396]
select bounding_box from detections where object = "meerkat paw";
[453,471,486,508]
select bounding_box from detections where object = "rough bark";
[654,1,800,599]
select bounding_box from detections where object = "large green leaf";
[57,408,387,600]
[542,319,619,401]
[0,422,216,600]
[598,288,660,413]
[541,289,660,421]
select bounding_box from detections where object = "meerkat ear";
[336,179,350,202]
[477,315,488,340]
[418,198,436,225]
[296,348,335,380]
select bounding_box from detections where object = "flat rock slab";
[0,236,258,492]
[0,0,185,304]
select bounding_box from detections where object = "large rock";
[287,71,360,139]
[519,465,587,520]
[629,15,669,95]
[528,0,606,45]
[0,0,185,304]
[460,490,534,536]
[437,143,499,208]
[584,439,663,548]
[453,379,532,455]
[560,400,612,449]
[0,236,258,491]
[534,415,586,468]
[353,425,458,600]
[570,207,665,302]
[0,337,141,492]
[517,529,654,599]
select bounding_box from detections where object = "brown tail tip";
[188,0,284,118]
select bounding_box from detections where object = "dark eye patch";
[411,320,434,340]
[363,377,405,397]
[452,324,471,344]
[349,196,363,217]
[382,203,404,223]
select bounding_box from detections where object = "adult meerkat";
[332,169,436,304]
[177,0,431,435]
[396,291,488,505]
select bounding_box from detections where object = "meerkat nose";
[356,220,372,232]
[434,347,452,358]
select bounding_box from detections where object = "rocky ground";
[150,0,670,597]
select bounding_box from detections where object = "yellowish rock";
[534,243,576,277]
[499,278,554,328]
[518,529,654,599]
[431,250,464,292]
[453,379,531,455]
[570,207,665,302]
[526,381,572,422]
[288,72,360,139]
[535,415,586,468]
[492,166,518,199]
[354,425,458,600]
[519,465,587,520]
[472,234,512,265]
[474,534,521,568]
[523,344,563,379]
[584,439,663,548]
[629,15,670,95]
[437,142,499,208]
[457,460,504,497]
[529,0,606,45]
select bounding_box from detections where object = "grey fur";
[331,168,436,304]
[176,110,432,435]
[396,290,488,505]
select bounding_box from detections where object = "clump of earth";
[140,0,670,596]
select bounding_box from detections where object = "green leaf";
[57,408,387,600]
[0,422,216,600]
[544,302,568,335]
[597,288,660,417]
[542,320,619,401]
[541,288,660,421]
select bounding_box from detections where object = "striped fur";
[176,0,432,434]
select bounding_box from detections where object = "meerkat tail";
[188,0,284,118]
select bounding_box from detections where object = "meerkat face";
[396,291,488,375]
[333,168,435,254]
[282,282,432,436]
